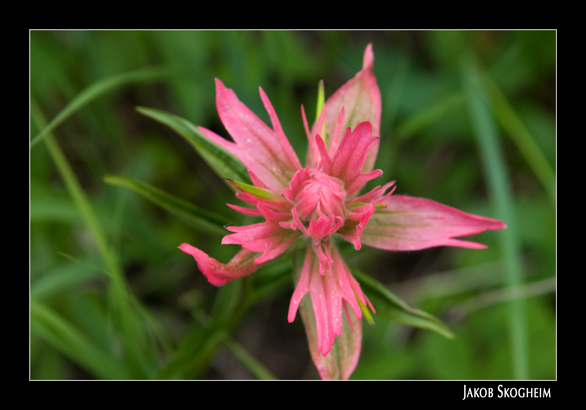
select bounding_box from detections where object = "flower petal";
[178,243,261,286]
[289,246,369,379]
[348,180,396,206]
[311,44,381,173]
[288,244,371,358]
[336,201,376,250]
[361,195,507,251]
[201,79,301,194]
[299,297,363,380]
[329,122,382,197]
[222,203,301,264]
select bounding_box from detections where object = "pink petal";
[300,299,363,380]
[222,218,302,264]
[329,122,382,197]
[231,173,293,214]
[361,195,507,251]
[258,86,303,172]
[288,244,372,359]
[226,203,262,216]
[310,44,381,173]
[336,201,376,250]
[247,169,270,190]
[201,79,301,194]
[348,181,396,206]
[283,167,311,203]
[178,244,261,286]
[234,191,292,214]
[306,216,344,245]
[303,104,325,169]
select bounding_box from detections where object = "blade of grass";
[30,66,171,148]
[190,303,277,380]
[31,300,128,379]
[481,73,556,207]
[222,338,277,380]
[31,259,101,300]
[104,174,228,235]
[153,324,227,379]
[462,56,529,379]
[395,91,465,141]
[31,100,156,378]
[452,277,555,316]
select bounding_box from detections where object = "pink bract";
[179,44,506,380]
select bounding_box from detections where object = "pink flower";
[179,44,506,379]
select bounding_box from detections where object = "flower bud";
[294,170,346,222]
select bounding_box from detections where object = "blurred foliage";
[30,30,555,380]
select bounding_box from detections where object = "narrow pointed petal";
[234,190,292,214]
[314,44,381,173]
[337,201,376,250]
[315,134,332,174]
[329,122,381,197]
[305,105,325,168]
[290,246,367,379]
[222,215,302,264]
[299,298,363,380]
[210,79,301,193]
[327,107,346,159]
[178,243,261,286]
[226,203,262,216]
[247,169,270,190]
[348,181,396,206]
[361,195,507,251]
[289,246,339,357]
[231,173,293,214]
[289,244,370,362]
[259,86,303,172]
[305,215,343,245]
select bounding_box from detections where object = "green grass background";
[30,30,555,380]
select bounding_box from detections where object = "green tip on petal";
[348,202,388,210]
[224,179,282,200]
[354,290,375,328]
[315,80,327,143]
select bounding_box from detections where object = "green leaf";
[226,178,281,200]
[136,106,249,186]
[315,80,326,143]
[104,174,228,235]
[355,289,375,328]
[351,268,455,339]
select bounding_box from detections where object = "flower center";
[294,170,347,222]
